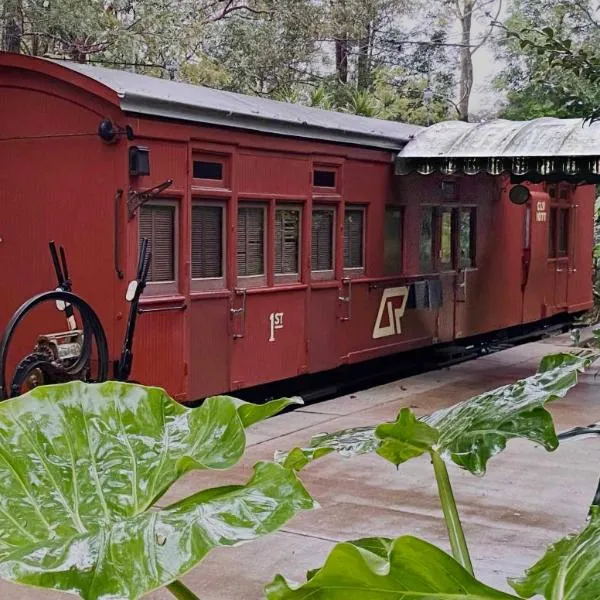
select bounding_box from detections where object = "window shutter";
[192,205,222,279]
[140,205,175,282]
[311,209,333,271]
[344,208,364,269]
[275,208,300,274]
[237,206,264,276]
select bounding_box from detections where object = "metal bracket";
[127,179,174,221]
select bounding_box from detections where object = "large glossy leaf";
[510,506,600,599]
[266,535,519,599]
[0,381,311,599]
[277,354,589,475]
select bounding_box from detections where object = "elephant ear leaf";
[266,535,519,599]
[510,506,600,600]
[424,354,590,475]
[278,354,589,475]
[0,381,315,600]
[375,407,439,467]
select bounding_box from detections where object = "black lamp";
[129,146,150,176]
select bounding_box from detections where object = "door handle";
[339,278,352,321]
[230,288,247,339]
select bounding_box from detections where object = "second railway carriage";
[0,51,597,401]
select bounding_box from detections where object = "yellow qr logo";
[372,287,409,339]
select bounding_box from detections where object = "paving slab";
[2,336,600,599]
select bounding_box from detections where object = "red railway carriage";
[0,52,596,402]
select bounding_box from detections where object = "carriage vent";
[139,204,175,282]
[237,206,265,277]
[311,208,334,271]
[344,207,364,269]
[192,205,222,279]
[275,207,300,275]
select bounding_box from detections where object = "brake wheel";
[10,353,69,397]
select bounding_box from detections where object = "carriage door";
[454,207,477,338]
[547,185,571,312]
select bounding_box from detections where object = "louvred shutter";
[275,209,299,274]
[344,209,363,269]
[311,209,333,271]
[192,205,222,279]
[237,206,264,276]
[139,205,175,282]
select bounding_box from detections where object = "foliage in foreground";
[267,508,600,599]
[0,381,315,600]
[270,351,599,599]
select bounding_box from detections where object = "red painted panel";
[308,287,341,372]
[129,140,188,193]
[344,160,389,205]
[238,151,309,196]
[230,290,306,389]
[129,308,186,398]
[338,282,435,363]
[0,88,121,376]
[188,297,230,398]
[568,186,594,312]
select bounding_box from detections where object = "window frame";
[311,204,336,281]
[191,152,230,190]
[236,201,267,288]
[343,205,366,277]
[383,205,404,275]
[138,199,179,296]
[190,200,227,292]
[312,163,340,195]
[274,204,302,284]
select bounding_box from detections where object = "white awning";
[396,117,600,183]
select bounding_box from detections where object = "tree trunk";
[457,0,474,122]
[335,36,349,84]
[2,0,22,53]
[357,22,372,90]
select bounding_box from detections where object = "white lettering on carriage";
[372,287,409,339]
[269,312,284,342]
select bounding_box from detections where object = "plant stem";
[431,451,474,575]
[166,580,201,600]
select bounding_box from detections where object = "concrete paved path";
[3,332,600,599]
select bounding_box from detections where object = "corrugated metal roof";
[399,117,600,158]
[49,59,422,150]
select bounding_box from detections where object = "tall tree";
[495,0,600,120]
[450,0,502,120]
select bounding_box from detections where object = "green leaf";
[425,356,588,474]
[510,506,600,599]
[266,536,518,599]
[375,407,439,467]
[0,381,314,599]
[277,354,589,475]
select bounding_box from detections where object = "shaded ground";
[3,332,600,599]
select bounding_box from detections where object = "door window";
[275,205,301,282]
[311,206,335,277]
[419,207,434,273]
[237,204,266,285]
[458,208,476,268]
[439,209,453,271]
[344,206,365,272]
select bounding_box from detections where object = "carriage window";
[439,209,453,271]
[558,208,569,257]
[419,207,434,273]
[275,206,301,280]
[344,207,364,270]
[549,208,558,258]
[192,204,223,282]
[312,207,334,274]
[384,206,403,275]
[459,208,476,268]
[139,203,176,284]
[193,160,223,181]
[313,170,336,188]
[237,205,265,279]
